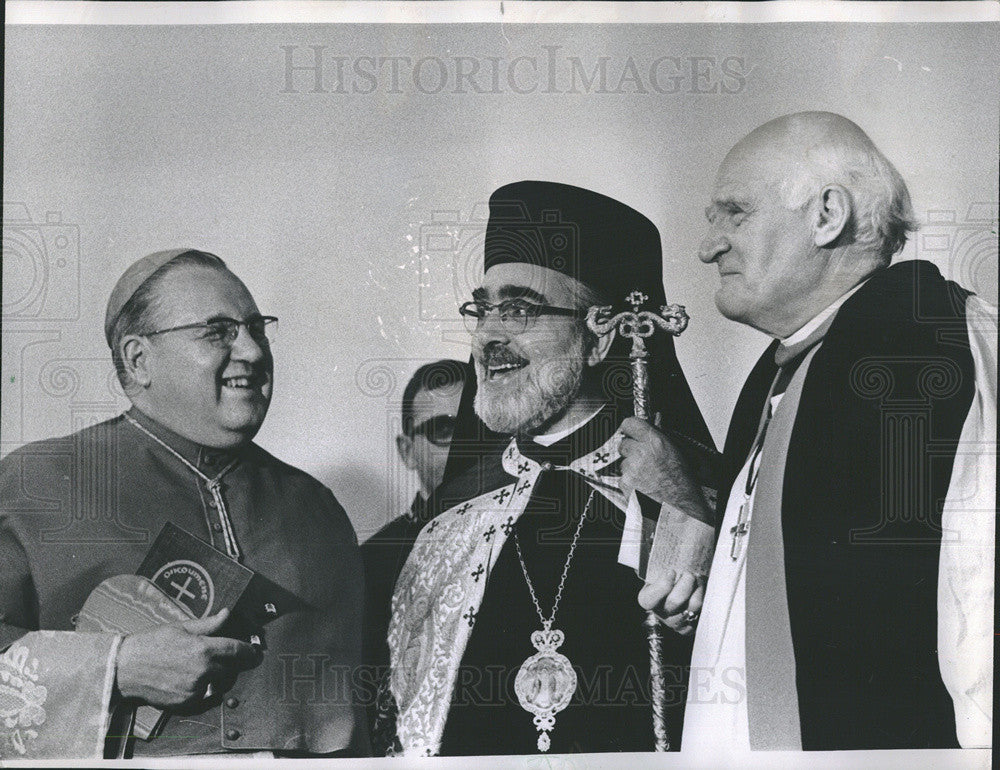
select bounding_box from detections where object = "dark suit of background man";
[1,249,366,758]
[627,111,994,753]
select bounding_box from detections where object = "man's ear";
[396,434,417,469]
[813,184,852,248]
[121,336,152,388]
[586,328,616,368]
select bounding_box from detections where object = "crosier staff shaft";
[586,289,689,753]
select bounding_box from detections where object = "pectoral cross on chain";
[731,430,765,561]
[729,501,750,560]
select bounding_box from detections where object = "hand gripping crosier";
[587,289,689,752]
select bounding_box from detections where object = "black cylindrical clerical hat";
[483,180,665,308]
[440,180,717,495]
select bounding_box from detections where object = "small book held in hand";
[137,522,255,620]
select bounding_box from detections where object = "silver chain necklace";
[512,487,595,752]
[123,413,242,559]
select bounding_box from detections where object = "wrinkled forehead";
[475,262,583,307]
[714,133,797,197]
[151,264,260,324]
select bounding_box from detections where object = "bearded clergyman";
[376,181,719,756]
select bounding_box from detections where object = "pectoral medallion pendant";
[514,623,577,752]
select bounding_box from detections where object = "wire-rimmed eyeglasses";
[458,299,582,335]
[143,316,278,347]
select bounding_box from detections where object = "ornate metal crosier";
[586,290,689,421]
[586,289,690,752]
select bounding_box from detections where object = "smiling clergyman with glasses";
[141,314,279,348]
[1,249,366,759]
[459,294,585,335]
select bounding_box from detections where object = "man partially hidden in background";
[627,112,995,751]
[380,181,719,756]
[360,359,465,732]
[0,249,365,758]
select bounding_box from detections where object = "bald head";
[738,111,874,155]
[727,111,916,261]
[699,112,916,337]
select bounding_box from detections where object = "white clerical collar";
[779,278,870,346]
[531,403,606,446]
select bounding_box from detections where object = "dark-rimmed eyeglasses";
[143,316,278,347]
[458,299,582,335]
[408,414,456,447]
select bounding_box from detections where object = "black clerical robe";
[717,260,978,749]
[387,410,692,755]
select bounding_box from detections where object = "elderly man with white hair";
[624,111,994,752]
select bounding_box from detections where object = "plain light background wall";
[4,21,998,540]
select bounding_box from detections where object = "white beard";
[474,337,586,435]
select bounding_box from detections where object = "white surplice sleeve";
[938,294,996,748]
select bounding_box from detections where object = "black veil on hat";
[439,180,718,503]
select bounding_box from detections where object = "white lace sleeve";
[1,630,121,758]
